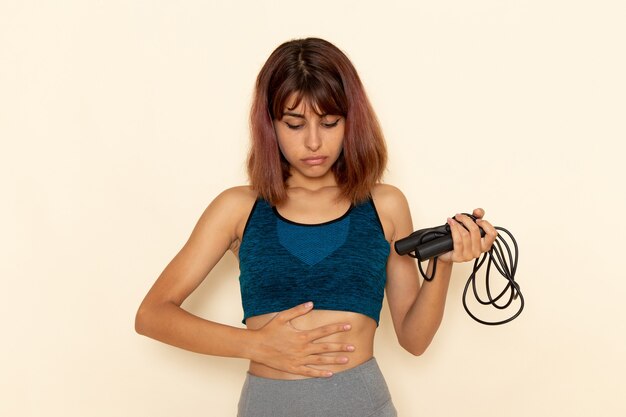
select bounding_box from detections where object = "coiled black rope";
[408,226,524,325]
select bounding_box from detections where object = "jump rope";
[394,214,524,325]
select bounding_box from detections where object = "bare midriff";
[246,310,377,380]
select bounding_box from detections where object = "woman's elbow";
[402,343,426,357]
[398,336,430,356]
[134,304,152,335]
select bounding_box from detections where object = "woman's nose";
[304,125,322,151]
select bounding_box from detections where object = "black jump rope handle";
[394,213,523,325]
[394,213,485,261]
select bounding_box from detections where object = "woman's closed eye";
[284,119,341,130]
[321,118,341,128]
[285,122,304,130]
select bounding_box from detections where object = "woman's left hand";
[437,208,498,264]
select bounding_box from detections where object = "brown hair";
[247,38,387,205]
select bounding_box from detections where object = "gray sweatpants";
[237,357,397,417]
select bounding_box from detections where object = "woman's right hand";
[250,302,355,378]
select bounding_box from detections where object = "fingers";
[450,213,485,260]
[297,367,334,378]
[286,344,354,378]
[471,207,498,252]
[451,214,481,259]
[449,210,499,262]
[306,352,351,366]
[476,218,498,252]
[307,341,355,355]
[293,350,355,378]
[472,207,485,219]
[447,216,466,257]
[304,322,352,342]
[282,359,346,379]
[275,303,353,342]
[275,301,314,323]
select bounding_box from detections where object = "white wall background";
[2,1,625,416]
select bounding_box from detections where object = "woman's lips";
[301,156,327,165]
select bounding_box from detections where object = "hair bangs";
[270,71,347,120]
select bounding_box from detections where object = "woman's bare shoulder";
[370,183,412,241]
[206,185,257,218]
[214,185,258,205]
[201,186,258,241]
[371,183,409,211]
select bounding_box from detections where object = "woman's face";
[273,95,345,187]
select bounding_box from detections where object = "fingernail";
[325,371,334,377]
[346,345,355,352]
[304,302,313,308]
[343,324,352,330]
[339,357,349,363]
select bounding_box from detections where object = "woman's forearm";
[135,301,356,377]
[397,260,454,355]
[135,302,256,360]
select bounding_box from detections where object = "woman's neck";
[276,184,350,225]
[285,167,338,192]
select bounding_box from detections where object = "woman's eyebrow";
[283,111,305,118]
[283,111,337,118]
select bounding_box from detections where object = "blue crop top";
[238,198,390,325]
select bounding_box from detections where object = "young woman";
[135,37,498,417]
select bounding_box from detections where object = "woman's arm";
[135,186,353,377]
[372,184,497,355]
